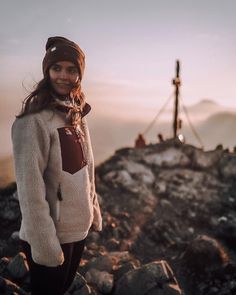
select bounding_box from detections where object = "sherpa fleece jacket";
[11,104,102,267]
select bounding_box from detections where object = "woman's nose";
[58,69,68,80]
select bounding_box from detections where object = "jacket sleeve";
[11,114,64,266]
[82,118,102,231]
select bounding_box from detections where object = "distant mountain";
[197,112,236,149]
[180,111,236,150]
[200,111,236,130]
[188,98,220,111]
[158,98,232,123]
[183,99,229,122]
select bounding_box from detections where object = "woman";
[11,36,102,295]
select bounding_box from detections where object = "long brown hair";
[17,74,86,118]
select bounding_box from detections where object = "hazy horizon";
[1,97,236,187]
[1,98,236,162]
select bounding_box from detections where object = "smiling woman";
[49,61,80,97]
[15,36,86,116]
[11,36,102,295]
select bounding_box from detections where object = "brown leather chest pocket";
[57,127,87,174]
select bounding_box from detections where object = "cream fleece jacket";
[11,107,102,267]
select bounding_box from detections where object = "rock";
[106,238,120,251]
[108,251,131,262]
[181,258,236,295]
[0,197,20,222]
[7,252,29,280]
[122,161,155,185]
[85,254,114,273]
[216,213,236,247]
[157,168,221,202]
[87,232,100,243]
[0,276,28,295]
[144,147,190,168]
[72,284,92,295]
[119,239,132,251]
[159,199,173,209]
[104,170,135,189]
[220,155,236,179]
[114,260,183,295]
[0,183,21,258]
[113,261,137,281]
[68,272,87,293]
[182,235,229,273]
[87,242,99,251]
[10,231,20,241]
[154,181,167,194]
[0,275,6,290]
[85,268,114,294]
[192,149,222,169]
[0,257,9,275]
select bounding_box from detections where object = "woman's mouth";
[56,83,71,87]
[51,82,73,95]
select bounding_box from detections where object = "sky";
[0,0,236,161]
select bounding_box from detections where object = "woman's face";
[49,61,80,97]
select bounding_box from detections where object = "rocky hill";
[1,139,236,294]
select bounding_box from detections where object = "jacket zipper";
[75,127,87,166]
[79,137,87,166]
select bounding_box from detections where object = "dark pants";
[20,239,85,295]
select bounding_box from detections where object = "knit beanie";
[42,36,85,79]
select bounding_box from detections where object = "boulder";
[67,272,87,293]
[122,161,155,185]
[144,147,190,168]
[0,276,28,295]
[182,235,229,273]
[192,149,222,169]
[114,260,183,295]
[7,252,29,280]
[219,155,236,179]
[85,254,114,273]
[0,257,9,275]
[85,268,114,294]
[72,284,92,295]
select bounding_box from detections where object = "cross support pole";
[172,60,181,138]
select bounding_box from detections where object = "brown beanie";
[42,36,85,79]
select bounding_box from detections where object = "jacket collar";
[81,103,91,117]
[55,102,91,118]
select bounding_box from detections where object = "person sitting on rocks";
[135,133,146,148]
[157,133,164,142]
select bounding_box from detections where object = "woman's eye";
[68,68,78,74]
[51,65,61,72]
